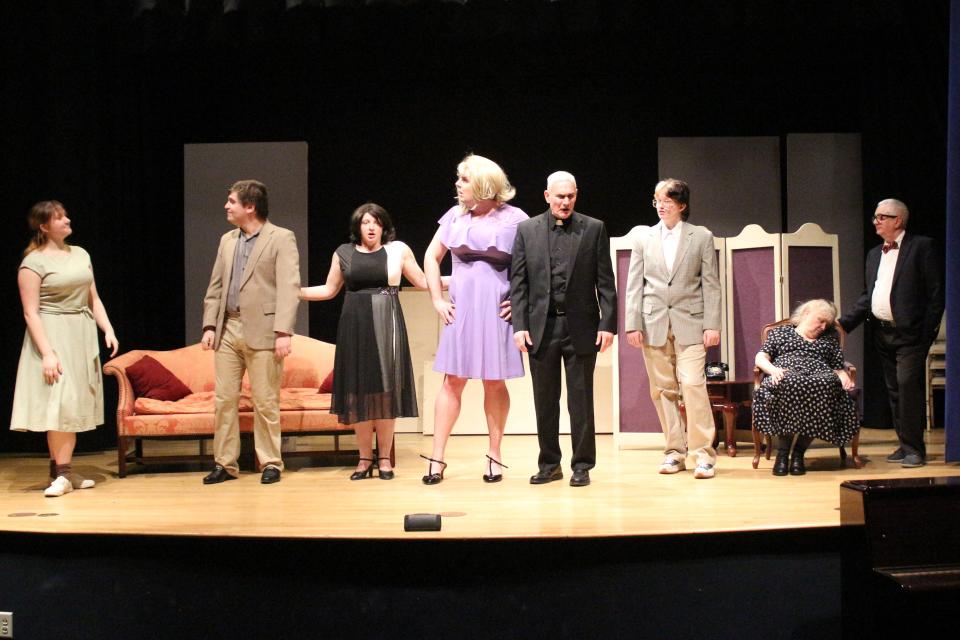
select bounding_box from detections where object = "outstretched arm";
[400,244,429,289]
[300,252,345,301]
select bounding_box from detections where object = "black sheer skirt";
[331,286,418,425]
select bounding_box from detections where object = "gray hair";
[789,299,838,326]
[878,198,910,226]
[546,171,577,190]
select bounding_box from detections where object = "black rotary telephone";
[705,361,729,381]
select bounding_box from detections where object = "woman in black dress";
[753,299,857,476]
[301,203,428,480]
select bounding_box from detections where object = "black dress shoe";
[261,466,281,484]
[529,467,563,484]
[789,455,806,476]
[203,465,236,485]
[570,469,591,487]
[772,453,789,476]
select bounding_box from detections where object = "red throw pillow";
[318,369,334,394]
[126,355,193,401]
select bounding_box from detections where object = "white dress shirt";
[662,220,683,272]
[871,230,905,322]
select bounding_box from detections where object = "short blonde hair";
[790,298,838,326]
[457,154,516,207]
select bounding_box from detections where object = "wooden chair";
[925,311,946,430]
[751,319,862,469]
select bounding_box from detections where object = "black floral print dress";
[753,325,859,445]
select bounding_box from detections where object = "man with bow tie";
[839,198,944,468]
[624,178,722,479]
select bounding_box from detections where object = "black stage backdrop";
[0,0,949,453]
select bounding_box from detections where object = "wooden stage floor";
[1,429,955,540]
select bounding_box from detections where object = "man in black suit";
[839,198,944,467]
[510,171,617,486]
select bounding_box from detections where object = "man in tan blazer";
[625,179,722,479]
[200,179,301,485]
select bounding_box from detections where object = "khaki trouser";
[642,329,717,467]
[213,315,284,475]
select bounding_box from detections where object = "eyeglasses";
[652,199,676,209]
[872,213,899,222]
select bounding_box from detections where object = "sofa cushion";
[134,388,334,415]
[319,369,334,394]
[126,355,193,401]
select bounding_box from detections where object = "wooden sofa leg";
[117,436,128,478]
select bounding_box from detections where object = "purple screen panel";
[787,246,834,310]
[731,247,776,381]
[616,249,661,433]
[706,247,722,363]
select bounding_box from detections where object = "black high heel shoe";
[420,454,447,485]
[377,457,395,480]
[482,455,508,483]
[350,457,376,481]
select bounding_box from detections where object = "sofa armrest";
[103,351,144,425]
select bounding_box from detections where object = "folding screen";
[781,223,841,314]
[725,225,782,381]
[611,231,662,447]
[724,223,840,381]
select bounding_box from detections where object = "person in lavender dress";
[421,154,528,484]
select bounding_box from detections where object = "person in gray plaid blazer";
[624,179,722,479]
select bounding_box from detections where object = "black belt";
[872,316,896,329]
[354,286,399,296]
[548,302,566,316]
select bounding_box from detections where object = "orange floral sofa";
[103,335,355,477]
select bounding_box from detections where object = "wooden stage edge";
[1,429,956,541]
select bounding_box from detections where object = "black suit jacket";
[510,210,617,355]
[839,233,944,344]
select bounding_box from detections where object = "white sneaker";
[72,477,96,490]
[694,464,716,479]
[44,476,74,497]
[659,458,686,474]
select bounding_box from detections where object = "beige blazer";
[202,221,301,350]
[624,221,721,347]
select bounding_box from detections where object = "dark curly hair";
[349,202,396,245]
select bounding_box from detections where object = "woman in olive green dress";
[11,201,119,497]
